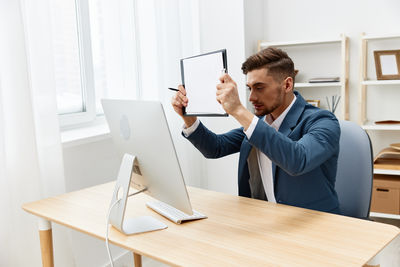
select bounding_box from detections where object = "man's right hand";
[171,85,197,128]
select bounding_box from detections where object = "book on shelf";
[308,77,340,83]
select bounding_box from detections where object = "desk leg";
[133,252,142,267]
[38,218,54,267]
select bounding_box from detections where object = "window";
[50,0,195,129]
[50,0,140,128]
[50,0,85,115]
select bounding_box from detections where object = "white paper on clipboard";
[181,50,227,116]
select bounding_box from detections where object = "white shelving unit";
[359,33,400,220]
[295,82,342,88]
[362,121,400,131]
[361,80,400,86]
[259,38,343,47]
[374,169,400,176]
[258,34,349,120]
[370,212,400,220]
[358,33,400,128]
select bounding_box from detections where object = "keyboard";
[146,201,207,224]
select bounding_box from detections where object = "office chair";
[335,120,374,219]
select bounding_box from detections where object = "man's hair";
[241,47,297,83]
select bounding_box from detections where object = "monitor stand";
[109,154,167,235]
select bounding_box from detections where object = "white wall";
[243,0,265,58]
[196,0,247,195]
[262,0,400,155]
[243,0,265,107]
[62,139,122,267]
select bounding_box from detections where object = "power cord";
[106,199,120,267]
[106,187,148,267]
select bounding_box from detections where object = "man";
[171,47,341,214]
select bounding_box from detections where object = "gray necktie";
[247,147,267,201]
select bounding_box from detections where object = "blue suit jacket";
[185,92,341,213]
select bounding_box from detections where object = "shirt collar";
[265,94,297,130]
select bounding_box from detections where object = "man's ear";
[283,76,294,92]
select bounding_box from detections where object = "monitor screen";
[102,99,193,215]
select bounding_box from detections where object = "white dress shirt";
[182,118,200,137]
[244,95,296,203]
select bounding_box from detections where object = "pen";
[168,87,179,92]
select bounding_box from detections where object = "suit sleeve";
[248,110,340,176]
[183,121,245,159]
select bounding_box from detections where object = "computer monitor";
[102,99,194,216]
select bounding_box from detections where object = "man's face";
[246,68,285,117]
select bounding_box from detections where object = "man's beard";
[252,87,285,117]
[254,99,281,117]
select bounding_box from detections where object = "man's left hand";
[216,73,254,130]
[216,73,244,115]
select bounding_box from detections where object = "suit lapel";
[239,138,253,176]
[242,138,252,157]
[273,91,307,183]
[278,91,306,137]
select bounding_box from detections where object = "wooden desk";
[23,182,399,267]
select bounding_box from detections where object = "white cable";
[105,187,147,267]
[106,199,120,267]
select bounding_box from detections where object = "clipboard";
[180,49,228,117]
